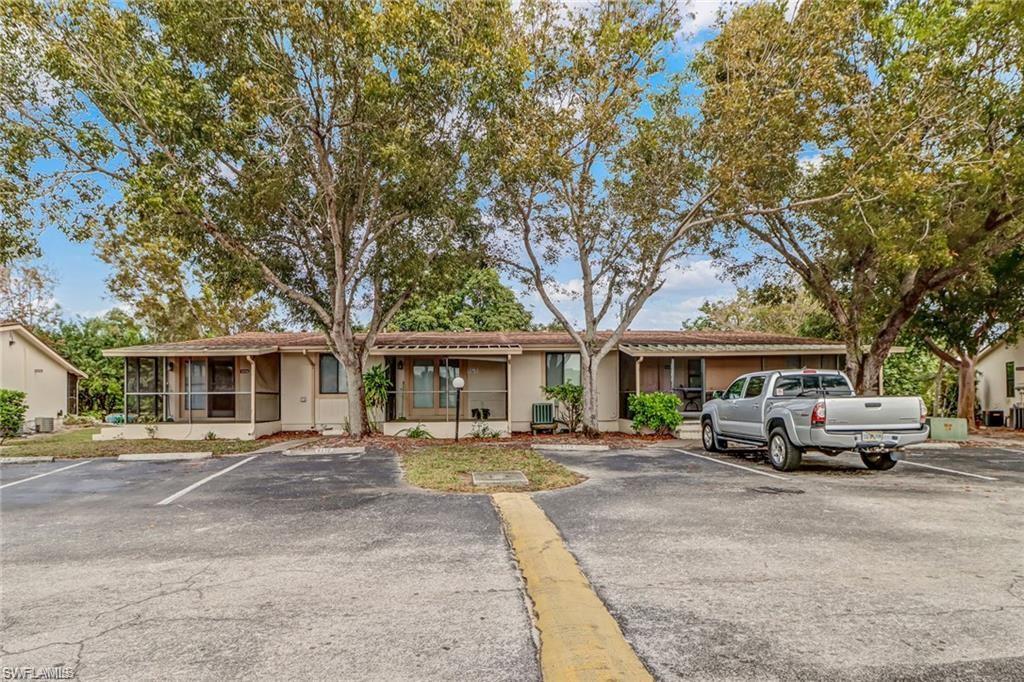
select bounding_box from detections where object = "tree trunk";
[340,349,369,438]
[956,356,977,429]
[580,353,601,438]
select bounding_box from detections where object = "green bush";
[628,392,682,435]
[0,389,29,443]
[541,383,584,433]
[362,364,392,432]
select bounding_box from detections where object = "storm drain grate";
[472,471,529,486]
[749,486,805,495]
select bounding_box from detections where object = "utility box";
[927,416,968,441]
[34,417,55,433]
[984,410,1004,427]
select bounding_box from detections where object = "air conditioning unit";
[35,417,55,433]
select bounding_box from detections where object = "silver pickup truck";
[700,369,929,471]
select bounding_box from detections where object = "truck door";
[733,374,767,439]
[717,377,748,435]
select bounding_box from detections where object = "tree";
[50,310,147,415]
[488,0,839,435]
[0,261,61,330]
[96,229,280,341]
[389,267,532,332]
[3,0,509,435]
[912,248,1024,426]
[700,1,1024,394]
[682,283,826,337]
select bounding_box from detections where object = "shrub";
[363,365,392,432]
[628,392,682,435]
[63,413,98,426]
[398,423,434,439]
[0,389,29,444]
[541,383,584,433]
[470,421,501,439]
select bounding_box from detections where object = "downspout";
[303,350,317,429]
[122,357,128,428]
[506,353,513,434]
[635,356,644,396]
[247,355,256,438]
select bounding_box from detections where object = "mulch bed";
[304,431,675,453]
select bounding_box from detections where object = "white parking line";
[676,450,790,481]
[995,447,1024,456]
[156,456,258,506]
[902,460,998,481]
[0,460,92,490]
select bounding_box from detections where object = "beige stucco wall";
[0,327,71,427]
[508,350,619,432]
[977,341,1023,417]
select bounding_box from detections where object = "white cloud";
[522,258,736,330]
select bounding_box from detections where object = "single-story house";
[976,338,1023,427]
[97,329,850,440]
[0,320,86,430]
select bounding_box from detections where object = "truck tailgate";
[822,396,923,432]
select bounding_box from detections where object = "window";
[773,377,802,397]
[744,376,765,398]
[1008,362,1016,398]
[412,359,434,408]
[189,360,207,410]
[546,352,581,387]
[773,373,853,397]
[439,362,460,408]
[818,374,853,396]
[724,378,746,399]
[124,357,163,420]
[319,354,349,394]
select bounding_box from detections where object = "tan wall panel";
[704,357,763,391]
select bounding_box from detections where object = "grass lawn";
[401,444,585,493]
[0,428,271,459]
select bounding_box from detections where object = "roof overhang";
[618,343,847,357]
[371,344,522,356]
[102,346,278,358]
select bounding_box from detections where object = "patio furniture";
[471,407,491,420]
[531,402,556,434]
[674,386,703,411]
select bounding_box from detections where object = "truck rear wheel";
[768,428,802,471]
[861,452,898,470]
[702,420,721,452]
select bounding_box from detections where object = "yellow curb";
[493,492,652,682]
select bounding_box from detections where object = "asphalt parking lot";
[537,444,1024,680]
[2,442,1023,680]
[0,450,537,680]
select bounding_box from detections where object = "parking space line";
[902,460,998,481]
[156,456,258,506]
[0,460,92,490]
[995,447,1024,456]
[676,450,789,481]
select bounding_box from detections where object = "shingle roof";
[102,329,843,356]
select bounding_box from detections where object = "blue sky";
[34,1,756,329]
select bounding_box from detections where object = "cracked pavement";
[535,444,1024,680]
[2,444,1023,680]
[0,450,538,680]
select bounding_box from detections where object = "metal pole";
[454,386,462,442]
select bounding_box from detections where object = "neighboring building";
[98,330,848,440]
[976,339,1024,427]
[0,321,86,430]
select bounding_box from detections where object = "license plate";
[859,431,884,444]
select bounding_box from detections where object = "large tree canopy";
[488,0,843,434]
[699,0,1024,394]
[2,0,510,435]
[389,267,532,332]
[913,247,1024,424]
